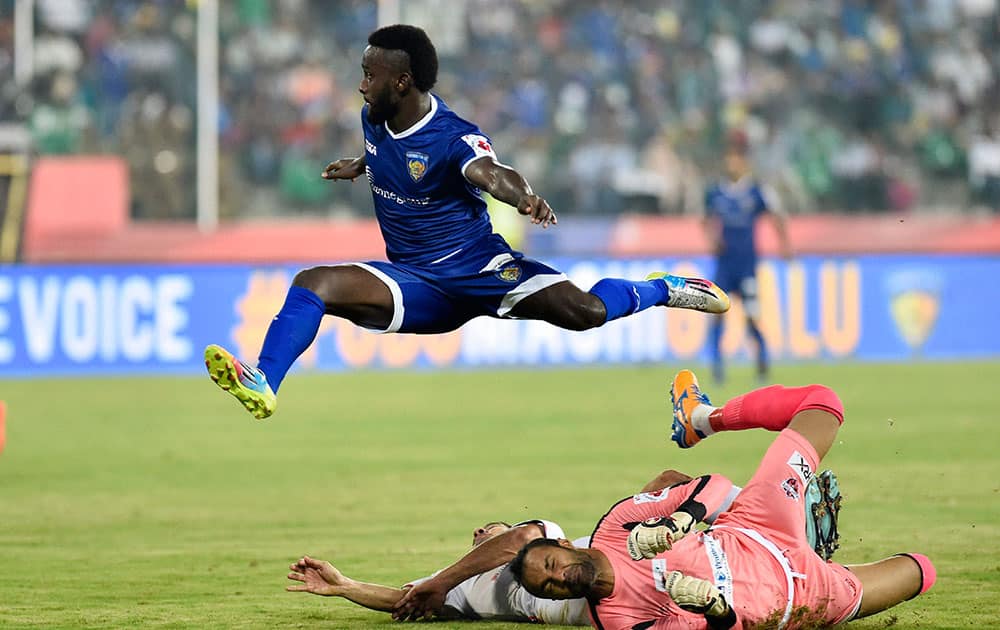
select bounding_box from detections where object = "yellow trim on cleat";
[645,273,731,314]
[204,344,276,420]
[670,369,706,448]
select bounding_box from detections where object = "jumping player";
[203,24,729,419]
[703,132,790,384]
[509,371,935,629]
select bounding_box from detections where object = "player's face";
[724,149,749,180]
[519,543,597,600]
[472,522,511,547]
[360,46,401,125]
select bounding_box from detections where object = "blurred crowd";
[4,0,1000,220]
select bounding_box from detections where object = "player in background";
[703,131,791,384]
[204,24,729,420]
[510,371,935,629]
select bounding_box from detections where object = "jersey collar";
[721,173,753,193]
[385,94,438,140]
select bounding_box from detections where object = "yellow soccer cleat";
[670,369,712,448]
[646,273,731,314]
[204,344,277,420]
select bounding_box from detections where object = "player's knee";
[897,553,937,598]
[799,384,845,425]
[560,301,605,331]
[292,267,338,304]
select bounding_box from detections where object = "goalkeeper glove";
[626,512,696,560]
[664,570,732,619]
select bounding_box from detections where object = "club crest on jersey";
[781,476,801,501]
[497,264,522,283]
[406,151,429,182]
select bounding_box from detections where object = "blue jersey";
[361,95,499,267]
[704,178,774,271]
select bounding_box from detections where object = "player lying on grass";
[288,467,843,624]
[509,371,936,629]
[204,23,729,420]
[287,520,591,624]
[286,470,731,624]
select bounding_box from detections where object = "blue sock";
[256,285,326,392]
[748,320,768,367]
[588,278,670,323]
[709,318,724,378]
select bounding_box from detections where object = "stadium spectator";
[5,0,1000,217]
[509,370,935,629]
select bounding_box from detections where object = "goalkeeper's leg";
[847,553,935,619]
[670,371,845,461]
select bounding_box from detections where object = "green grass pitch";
[1,361,998,629]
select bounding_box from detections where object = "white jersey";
[408,520,589,625]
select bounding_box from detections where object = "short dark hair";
[368,24,438,92]
[509,538,561,584]
[483,520,513,529]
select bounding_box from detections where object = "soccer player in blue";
[703,132,791,384]
[204,25,730,420]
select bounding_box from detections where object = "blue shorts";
[343,234,567,334]
[714,259,759,318]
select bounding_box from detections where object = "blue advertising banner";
[1,255,997,377]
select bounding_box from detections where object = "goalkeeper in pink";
[509,371,935,629]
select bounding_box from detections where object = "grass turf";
[0,361,997,629]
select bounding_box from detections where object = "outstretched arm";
[321,155,367,182]
[463,157,557,228]
[286,555,406,613]
[392,522,546,621]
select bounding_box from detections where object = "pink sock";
[710,384,844,433]
[898,553,936,597]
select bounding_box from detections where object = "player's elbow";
[510,523,545,547]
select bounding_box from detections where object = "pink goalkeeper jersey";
[588,474,742,630]
[588,431,862,630]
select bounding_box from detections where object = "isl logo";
[886,269,942,352]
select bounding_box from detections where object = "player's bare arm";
[321,156,367,181]
[286,555,407,612]
[771,211,793,259]
[639,468,694,493]
[392,522,546,621]
[463,157,557,228]
[702,214,724,255]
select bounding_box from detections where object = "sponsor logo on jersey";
[497,264,522,283]
[781,476,800,501]
[406,151,429,182]
[365,138,377,155]
[702,533,734,602]
[787,451,813,485]
[651,559,669,592]
[632,488,671,504]
[462,134,497,159]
